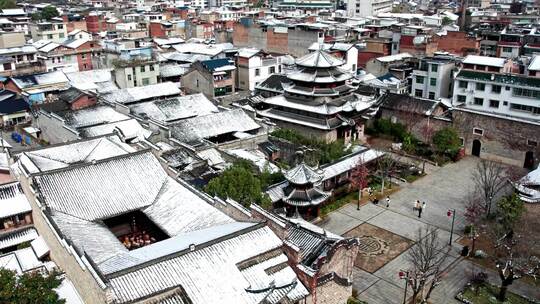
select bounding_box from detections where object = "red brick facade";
[435,31,480,56]
[70,94,97,110]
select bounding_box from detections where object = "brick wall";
[149,22,166,38]
[453,109,540,167]
[435,32,480,56]
[70,95,97,110]
[267,29,288,54]
[232,23,249,46]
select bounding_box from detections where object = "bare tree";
[492,231,540,301]
[463,192,485,254]
[472,159,508,215]
[406,228,450,303]
[377,155,399,194]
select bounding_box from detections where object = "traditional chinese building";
[257,49,376,143]
[275,162,331,219]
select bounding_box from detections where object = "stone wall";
[379,109,452,143]
[453,109,540,167]
[34,112,79,144]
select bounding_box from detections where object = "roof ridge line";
[30,148,152,177]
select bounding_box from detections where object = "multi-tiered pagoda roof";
[281,163,331,207]
[258,50,375,132]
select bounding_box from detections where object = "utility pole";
[447,209,456,246]
[399,270,409,304]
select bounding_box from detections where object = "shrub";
[432,127,461,153]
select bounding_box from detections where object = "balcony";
[214,76,233,87]
[1,214,33,235]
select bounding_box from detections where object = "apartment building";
[30,21,68,43]
[113,59,160,88]
[411,55,458,100]
[237,48,283,91]
[347,0,392,17]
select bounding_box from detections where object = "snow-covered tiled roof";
[79,118,151,142]
[284,163,323,185]
[35,151,167,221]
[60,105,130,129]
[296,50,344,68]
[462,55,505,68]
[0,228,38,251]
[17,135,134,174]
[103,82,181,105]
[170,109,260,144]
[64,38,90,49]
[322,148,384,181]
[172,42,235,57]
[237,48,260,58]
[106,224,307,304]
[11,70,69,89]
[0,182,32,218]
[528,55,540,71]
[227,149,280,174]
[129,93,218,123]
[37,41,61,53]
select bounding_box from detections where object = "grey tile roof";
[35,151,167,221]
[129,93,218,124]
[170,109,260,144]
[17,136,134,174]
[0,182,31,218]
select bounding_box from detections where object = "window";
[352,64,356,71]
[83,64,87,69]
[196,79,199,88]
[473,128,484,136]
[140,65,146,72]
[127,74,132,81]
[513,88,540,99]
[428,92,435,99]
[459,80,468,88]
[142,78,150,85]
[255,68,260,76]
[57,24,63,29]
[502,47,512,53]
[81,54,86,59]
[510,103,540,114]
[269,66,275,74]
[2,63,11,70]
[150,65,155,71]
[431,64,438,72]
[415,89,423,97]
[476,83,485,91]
[59,33,64,38]
[527,139,538,147]
[430,78,436,86]
[27,55,34,61]
[503,101,508,106]
[492,85,501,93]
[473,98,483,106]
[459,137,465,146]
[416,76,425,84]
[489,100,499,108]
[457,95,466,103]
[47,34,53,39]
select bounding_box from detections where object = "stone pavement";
[318,157,538,303]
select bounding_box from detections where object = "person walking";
[418,202,423,218]
[385,196,390,207]
[413,200,420,211]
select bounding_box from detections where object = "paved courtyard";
[318,157,539,303]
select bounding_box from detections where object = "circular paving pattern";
[357,235,389,257]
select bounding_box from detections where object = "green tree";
[497,194,524,230]
[432,127,460,153]
[205,161,272,209]
[0,269,65,304]
[441,16,453,26]
[0,0,17,9]
[38,6,59,21]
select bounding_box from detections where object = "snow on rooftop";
[376,53,413,62]
[463,55,505,67]
[130,93,218,123]
[172,42,235,57]
[227,149,280,174]
[62,105,130,129]
[0,182,32,219]
[237,48,260,58]
[529,55,540,71]
[103,82,181,104]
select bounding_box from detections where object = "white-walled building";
[347,0,393,17]
[29,21,68,43]
[411,55,457,100]
[308,42,358,74]
[237,48,283,91]
[452,55,540,121]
